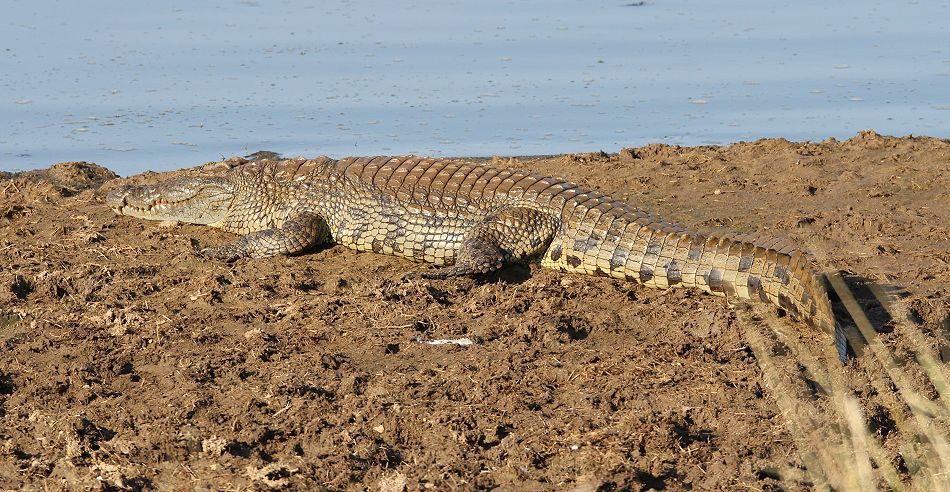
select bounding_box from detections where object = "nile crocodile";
[107,154,853,359]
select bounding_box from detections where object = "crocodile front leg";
[201,212,331,261]
[406,206,559,279]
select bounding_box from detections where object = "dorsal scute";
[341,155,438,195]
[718,232,806,258]
[228,156,333,184]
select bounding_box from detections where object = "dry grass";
[742,273,950,490]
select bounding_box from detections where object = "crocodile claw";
[401,271,423,282]
[199,245,241,263]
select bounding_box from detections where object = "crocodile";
[107,154,854,360]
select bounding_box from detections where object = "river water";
[2,0,948,175]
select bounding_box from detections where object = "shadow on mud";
[827,271,909,358]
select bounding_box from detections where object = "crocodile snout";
[106,177,235,225]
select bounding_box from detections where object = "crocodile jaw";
[107,177,235,226]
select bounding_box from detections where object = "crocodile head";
[107,176,235,225]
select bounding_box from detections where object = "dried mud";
[1,131,948,490]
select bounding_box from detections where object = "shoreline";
[1,132,947,489]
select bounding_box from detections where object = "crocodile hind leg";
[406,207,560,279]
[201,212,331,261]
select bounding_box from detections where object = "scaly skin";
[107,155,852,359]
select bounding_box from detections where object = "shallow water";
[2,0,948,175]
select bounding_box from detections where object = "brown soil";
[1,131,948,491]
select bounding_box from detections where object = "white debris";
[416,337,474,347]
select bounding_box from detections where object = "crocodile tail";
[542,221,850,360]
